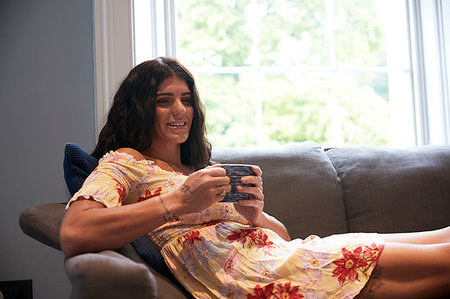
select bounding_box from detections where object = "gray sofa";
[19,141,450,298]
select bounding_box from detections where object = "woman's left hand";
[233,165,265,226]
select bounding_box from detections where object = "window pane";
[169,0,414,147]
[262,74,332,144]
[333,0,387,67]
[258,0,328,67]
[177,1,252,67]
[191,71,393,147]
[337,73,391,145]
[195,73,257,147]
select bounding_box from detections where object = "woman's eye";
[182,98,193,105]
[157,98,170,104]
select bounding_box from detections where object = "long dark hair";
[91,57,211,170]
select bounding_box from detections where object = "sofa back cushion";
[326,145,450,233]
[212,141,348,239]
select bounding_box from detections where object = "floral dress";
[67,151,385,299]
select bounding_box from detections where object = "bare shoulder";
[116,147,146,161]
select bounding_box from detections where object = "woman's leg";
[356,242,450,299]
[379,226,450,245]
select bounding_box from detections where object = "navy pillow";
[62,143,182,288]
[63,143,99,196]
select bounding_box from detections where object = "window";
[96,0,450,148]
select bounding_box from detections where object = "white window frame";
[93,0,135,134]
[93,0,450,146]
[409,0,450,145]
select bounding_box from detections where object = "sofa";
[19,141,450,298]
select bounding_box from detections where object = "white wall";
[0,0,96,298]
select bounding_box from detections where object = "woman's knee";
[442,226,450,243]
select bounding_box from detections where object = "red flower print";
[254,231,274,250]
[138,187,162,202]
[227,228,257,246]
[247,283,275,299]
[227,228,274,250]
[332,247,368,286]
[223,256,234,274]
[183,231,201,248]
[363,243,384,262]
[273,282,304,299]
[114,180,125,203]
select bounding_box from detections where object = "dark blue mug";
[220,164,256,202]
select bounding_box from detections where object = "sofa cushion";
[212,141,348,239]
[326,145,450,233]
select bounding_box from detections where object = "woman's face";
[152,76,194,147]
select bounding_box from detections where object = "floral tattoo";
[159,196,177,222]
[355,265,384,299]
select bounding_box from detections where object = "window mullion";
[408,0,430,145]
[164,0,177,57]
[435,0,450,143]
[249,0,264,146]
[326,0,341,145]
[150,0,158,57]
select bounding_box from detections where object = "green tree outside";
[176,0,391,147]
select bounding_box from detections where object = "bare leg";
[356,242,450,299]
[379,226,450,245]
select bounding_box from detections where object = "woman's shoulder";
[99,148,155,168]
[116,147,147,161]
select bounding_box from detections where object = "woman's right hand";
[177,165,230,213]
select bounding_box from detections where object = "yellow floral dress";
[68,151,385,299]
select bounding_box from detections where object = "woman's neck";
[142,142,192,174]
[143,141,180,163]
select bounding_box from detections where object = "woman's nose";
[172,98,186,115]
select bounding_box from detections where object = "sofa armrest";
[116,244,192,299]
[66,248,189,299]
[20,203,190,298]
[19,203,65,250]
[66,250,157,299]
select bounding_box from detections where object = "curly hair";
[91,57,211,170]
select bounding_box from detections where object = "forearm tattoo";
[181,183,194,195]
[159,196,177,222]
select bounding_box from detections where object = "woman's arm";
[60,166,230,257]
[232,166,291,241]
[236,201,291,241]
[60,190,185,257]
[255,212,291,242]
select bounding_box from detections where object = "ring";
[219,187,226,196]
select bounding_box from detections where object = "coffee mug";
[220,164,256,202]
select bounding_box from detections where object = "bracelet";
[159,196,177,221]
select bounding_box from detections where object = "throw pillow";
[63,143,99,196]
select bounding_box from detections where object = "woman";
[60,57,450,298]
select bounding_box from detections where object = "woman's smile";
[167,121,188,128]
